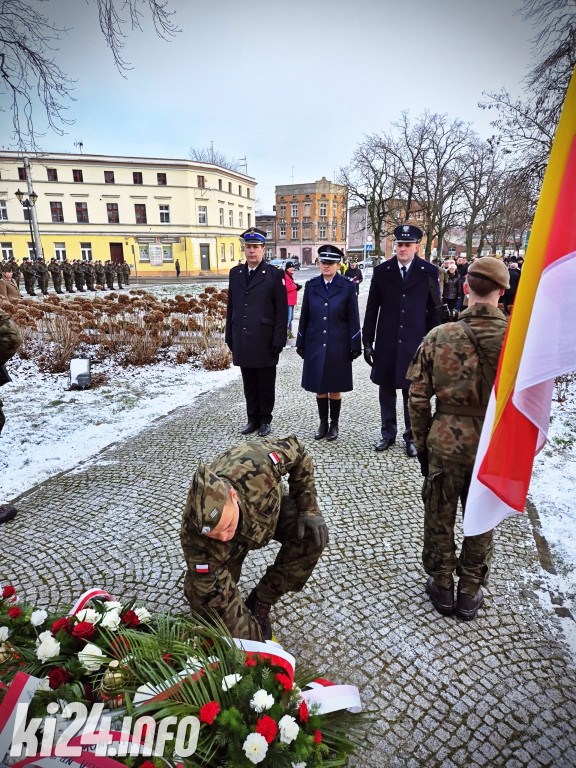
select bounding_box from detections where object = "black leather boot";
[325,398,341,441]
[315,397,329,439]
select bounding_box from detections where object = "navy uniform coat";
[225,262,288,368]
[362,256,440,389]
[296,272,361,393]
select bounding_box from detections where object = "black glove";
[350,349,362,360]
[296,283,302,291]
[363,346,374,366]
[436,304,452,324]
[271,346,284,356]
[297,514,329,548]
[296,347,305,359]
[417,450,429,478]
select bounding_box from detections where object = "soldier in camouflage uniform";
[84,260,95,291]
[115,262,124,289]
[94,260,106,289]
[73,260,86,292]
[61,258,74,293]
[407,257,509,621]
[0,308,22,524]
[35,258,49,295]
[48,258,63,294]
[20,258,36,296]
[104,261,115,290]
[8,259,20,288]
[180,435,328,641]
[122,261,131,285]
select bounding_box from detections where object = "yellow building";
[0,151,256,276]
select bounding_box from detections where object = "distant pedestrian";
[502,262,521,314]
[175,259,181,278]
[284,261,299,338]
[345,258,363,297]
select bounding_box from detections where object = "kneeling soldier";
[180,435,328,641]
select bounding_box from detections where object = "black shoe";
[258,423,271,437]
[239,422,259,435]
[325,422,339,441]
[456,585,484,621]
[425,576,455,616]
[405,440,417,457]
[245,589,273,641]
[315,420,328,440]
[0,505,17,524]
[375,438,395,452]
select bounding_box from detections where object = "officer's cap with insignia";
[467,256,510,290]
[393,224,423,243]
[318,244,344,263]
[241,227,266,244]
[187,459,231,535]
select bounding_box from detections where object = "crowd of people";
[0,257,131,297]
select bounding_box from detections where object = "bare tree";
[0,0,179,149]
[189,145,242,172]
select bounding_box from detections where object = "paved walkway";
[2,288,576,767]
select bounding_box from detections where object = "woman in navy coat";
[296,245,361,441]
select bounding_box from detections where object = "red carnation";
[120,610,139,628]
[275,672,293,691]
[2,585,16,599]
[51,617,72,636]
[162,653,173,666]
[256,715,278,744]
[72,621,96,641]
[199,701,220,725]
[314,729,322,743]
[298,700,309,723]
[48,667,71,690]
[141,762,156,768]
[7,606,21,619]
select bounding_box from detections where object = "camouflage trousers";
[183,496,325,640]
[422,455,494,595]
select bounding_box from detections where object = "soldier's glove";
[296,347,305,359]
[271,346,284,356]
[436,304,452,324]
[363,346,375,366]
[297,514,329,548]
[417,450,429,478]
[350,349,362,361]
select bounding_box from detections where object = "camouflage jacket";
[0,309,23,365]
[407,304,508,462]
[48,262,61,276]
[61,261,72,275]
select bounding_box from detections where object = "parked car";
[357,257,376,269]
[269,258,300,270]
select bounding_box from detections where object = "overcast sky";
[1,0,539,210]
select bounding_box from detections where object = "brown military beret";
[187,459,230,535]
[468,257,510,290]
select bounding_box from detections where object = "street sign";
[366,235,374,243]
[365,244,373,251]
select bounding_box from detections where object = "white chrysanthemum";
[99,609,121,630]
[221,673,242,691]
[250,689,275,712]
[278,714,299,745]
[134,606,151,624]
[0,626,9,642]
[30,609,48,627]
[242,732,268,764]
[75,608,99,625]
[36,634,60,663]
[78,643,104,671]
[103,601,122,612]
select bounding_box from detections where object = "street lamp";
[15,188,39,261]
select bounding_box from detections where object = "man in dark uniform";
[344,257,363,296]
[362,224,441,456]
[21,257,36,296]
[180,435,328,641]
[61,258,74,293]
[226,228,288,437]
[35,257,49,295]
[407,257,509,620]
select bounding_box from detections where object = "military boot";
[425,576,455,616]
[245,589,273,641]
[456,583,484,621]
[314,397,329,440]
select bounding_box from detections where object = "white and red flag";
[463,66,576,536]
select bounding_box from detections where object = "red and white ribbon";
[301,680,362,714]
[69,588,114,616]
[0,672,42,761]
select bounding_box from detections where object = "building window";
[218,179,223,191]
[73,169,83,182]
[54,242,66,260]
[229,209,233,227]
[133,171,143,184]
[27,242,35,259]
[135,203,147,224]
[291,203,298,218]
[230,243,235,261]
[50,201,64,222]
[159,204,170,223]
[333,203,337,219]
[219,207,224,226]
[80,242,92,261]
[0,201,7,221]
[18,167,26,181]
[198,206,207,225]
[266,227,272,238]
[75,202,89,223]
[47,168,58,181]
[291,225,298,239]
[104,171,115,184]
[238,185,242,196]
[197,175,205,188]
[239,211,243,228]
[319,202,327,216]
[332,227,337,240]
[221,243,226,262]
[139,245,150,262]
[247,188,250,199]
[279,204,286,219]
[107,203,119,223]
[279,226,286,239]
[247,213,251,227]
[228,181,232,193]
[23,206,31,222]
[319,225,327,239]
[1,242,14,260]
[162,245,173,262]
[157,173,167,186]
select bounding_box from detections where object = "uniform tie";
[401,266,407,281]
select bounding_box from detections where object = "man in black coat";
[225,228,288,437]
[362,224,441,455]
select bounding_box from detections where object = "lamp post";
[363,196,370,266]
[15,188,41,261]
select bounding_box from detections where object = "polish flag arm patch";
[268,451,280,465]
[196,564,209,573]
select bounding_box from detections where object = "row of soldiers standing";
[5,258,131,296]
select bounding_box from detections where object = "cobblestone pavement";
[2,284,576,767]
